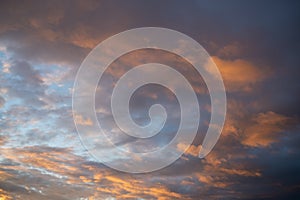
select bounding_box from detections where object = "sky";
[0,0,300,199]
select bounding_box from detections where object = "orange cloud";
[74,114,93,126]
[0,188,13,200]
[67,24,103,49]
[96,175,183,199]
[1,147,186,199]
[242,111,292,147]
[212,56,269,92]
[219,168,261,177]
[177,143,202,157]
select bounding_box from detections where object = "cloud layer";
[0,0,300,199]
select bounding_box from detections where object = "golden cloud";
[212,56,269,92]
[242,111,292,147]
[0,147,186,199]
[177,143,202,157]
[0,188,13,200]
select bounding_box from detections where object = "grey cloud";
[0,95,5,107]
[10,61,42,84]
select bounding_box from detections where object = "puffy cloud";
[212,56,269,92]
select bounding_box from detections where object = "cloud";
[0,146,187,199]
[0,95,5,108]
[177,143,202,158]
[96,175,183,199]
[1,61,46,107]
[10,61,43,85]
[0,188,13,200]
[242,111,294,147]
[0,1,300,199]
[212,56,269,92]
[216,42,242,58]
[74,114,93,126]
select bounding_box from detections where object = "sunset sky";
[1,1,300,199]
